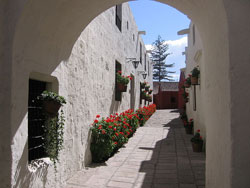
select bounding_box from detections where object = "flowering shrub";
[90,105,156,162]
[184,76,191,87]
[116,71,132,85]
[136,104,156,126]
[91,109,140,162]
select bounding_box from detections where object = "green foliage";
[191,130,203,143]
[185,76,191,86]
[38,91,66,171]
[44,110,65,170]
[116,71,131,85]
[39,91,66,105]
[150,35,175,82]
[191,67,200,78]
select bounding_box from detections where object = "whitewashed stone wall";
[184,23,206,140]
[10,3,153,188]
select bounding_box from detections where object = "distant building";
[153,82,179,109]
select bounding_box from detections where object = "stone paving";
[64,110,205,188]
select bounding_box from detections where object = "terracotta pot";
[117,83,127,92]
[192,141,203,152]
[191,77,198,85]
[43,100,61,115]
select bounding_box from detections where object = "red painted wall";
[154,91,179,109]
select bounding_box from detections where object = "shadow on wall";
[109,87,120,115]
[13,141,49,188]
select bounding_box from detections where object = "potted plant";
[141,90,147,100]
[116,71,132,92]
[146,94,152,102]
[185,118,193,134]
[148,89,153,94]
[184,76,191,88]
[39,91,66,116]
[191,67,200,85]
[145,85,150,91]
[141,81,147,89]
[191,129,203,152]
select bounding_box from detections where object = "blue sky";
[129,1,190,81]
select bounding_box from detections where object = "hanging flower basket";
[145,85,150,92]
[43,100,61,115]
[191,77,198,85]
[192,141,203,152]
[117,83,127,92]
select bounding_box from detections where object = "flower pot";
[117,83,127,92]
[141,94,146,100]
[191,77,198,85]
[185,126,193,134]
[43,100,61,115]
[192,141,203,152]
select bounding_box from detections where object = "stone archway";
[1,0,250,188]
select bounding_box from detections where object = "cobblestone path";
[64,110,205,188]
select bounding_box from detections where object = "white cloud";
[146,36,187,57]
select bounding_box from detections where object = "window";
[115,4,122,32]
[28,79,47,161]
[133,34,135,41]
[193,25,195,45]
[140,43,142,64]
[148,61,150,76]
[144,53,147,71]
[115,61,122,101]
[127,21,129,30]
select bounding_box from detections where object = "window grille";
[115,61,122,101]
[28,79,47,161]
[116,5,122,32]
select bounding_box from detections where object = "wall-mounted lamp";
[132,60,140,69]
[138,31,146,35]
[126,58,139,69]
[138,71,147,79]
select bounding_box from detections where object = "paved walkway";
[64,110,205,188]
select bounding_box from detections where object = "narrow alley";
[64,110,205,188]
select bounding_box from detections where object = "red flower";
[190,118,193,121]
[96,114,100,118]
[113,128,117,131]
[118,71,122,74]
[197,129,200,132]
[94,119,98,123]
[102,130,106,134]
[129,77,132,80]
[114,142,118,145]
[115,132,119,136]
[108,125,112,129]
[200,136,202,139]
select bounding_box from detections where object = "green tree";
[151,35,175,82]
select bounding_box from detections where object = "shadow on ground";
[138,117,206,188]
